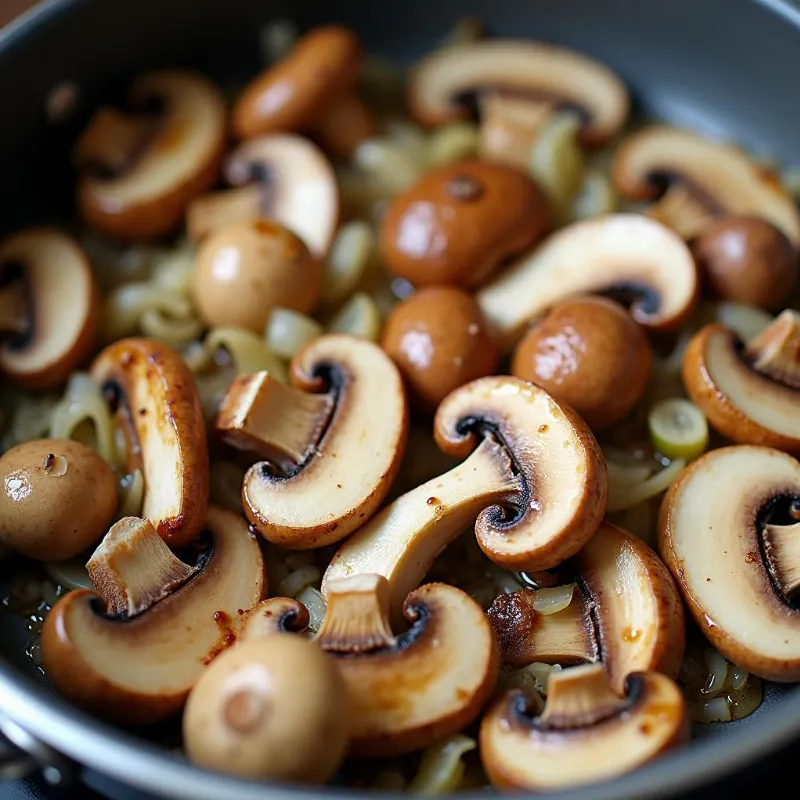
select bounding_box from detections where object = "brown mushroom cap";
[0,229,99,389]
[315,573,498,757]
[323,376,607,616]
[511,296,652,430]
[659,445,800,681]
[379,159,550,288]
[408,40,629,146]
[41,506,265,725]
[192,219,321,332]
[0,439,117,560]
[381,286,500,411]
[75,71,226,241]
[91,337,209,547]
[477,214,699,351]
[183,634,349,782]
[611,125,800,245]
[480,663,688,791]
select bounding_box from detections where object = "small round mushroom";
[379,159,550,288]
[0,439,117,560]
[611,125,800,245]
[381,286,499,411]
[193,219,321,332]
[691,216,797,309]
[476,213,699,350]
[323,376,607,616]
[215,334,408,549]
[511,296,651,429]
[683,310,800,453]
[183,634,348,783]
[480,663,689,791]
[659,445,800,681]
[186,134,339,258]
[75,71,226,241]
[41,507,265,724]
[0,229,99,389]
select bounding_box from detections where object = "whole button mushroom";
[511,296,652,430]
[193,219,322,332]
[379,159,550,288]
[381,286,499,410]
[0,439,117,561]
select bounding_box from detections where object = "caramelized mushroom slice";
[186,134,338,257]
[480,663,688,791]
[238,597,311,640]
[489,522,685,692]
[659,445,800,681]
[75,71,226,241]
[611,126,800,244]
[91,338,209,547]
[315,573,498,757]
[41,507,265,725]
[0,229,98,388]
[683,311,800,453]
[323,376,607,616]
[476,214,698,350]
[216,334,408,549]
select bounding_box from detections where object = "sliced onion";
[702,648,728,695]
[265,308,322,360]
[606,459,653,486]
[189,327,287,382]
[606,458,687,511]
[44,558,93,591]
[278,565,321,598]
[322,221,376,307]
[327,292,381,341]
[730,676,763,720]
[726,665,750,691]
[295,585,327,634]
[139,307,203,347]
[532,583,575,616]
[570,166,617,220]
[354,139,426,196]
[649,398,709,461]
[690,696,732,724]
[426,122,479,167]
[151,246,195,293]
[407,734,477,795]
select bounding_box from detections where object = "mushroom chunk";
[238,597,311,640]
[659,445,800,681]
[611,126,800,245]
[186,134,338,258]
[91,338,209,547]
[41,507,265,725]
[75,71,226,241]
[480,663,688,791]
[216,334,408,549]
[683,311,800,453]
[476,214,698,350]
[0,439,117,560]
[0,229,99,388]
[488,522,685,693]
[315,573,498,757]
[323,376,607,616]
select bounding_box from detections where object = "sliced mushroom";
[91,338,209,547]
[323,376,607,616]
[488,522,685,693]
[40,506,265,725]
[480,663,688,791]
[186,134,339,258]
[0,229,99,388]
[315,573,498,756]
[75,71,226,241]
[476,214,698,350]
[683,311,800,453]
[611,126,800,245]
[237,597,311,640]
[216,334,408,549]
[659,445,800,681]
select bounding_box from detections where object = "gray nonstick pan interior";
[1,0,800,797]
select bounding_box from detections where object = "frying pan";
[0,0,799,797]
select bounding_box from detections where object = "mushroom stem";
[745,310,800,388]
[0,269,28,336]
[538,664,626,729]
[187,184,263,241]
[763,521,800,597]
[86,517,195,617]
[645,183,717,241]
[73,108,153,175]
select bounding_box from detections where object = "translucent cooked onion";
[150,246,195,294]
[278,565,321,598]
[118,469,145,519]
[714,302,773,344]
[265,308,323,360]
[605,459,653,486]
[532,583,575,615]
[295,585,327,634]
[44,559,92,591]
[210,461,245,513]
[322,221,376,307]
[385,120,429,163]
[284,551,315,570]
[726,665,749,691]
[354,139,426,196]
[606,458,687,511]
[140,307,203,347]
[571,166,617,220]
[104,283,196,342]
[408,734,477,795]
[648,398,709,461]
[327,292,381,341]
[730,676,763,720]
[426,122,480,167]
[188,327,287,381]
[702,648,728,695]
[690,696,732,723]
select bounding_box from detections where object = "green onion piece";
[648,398,709,460]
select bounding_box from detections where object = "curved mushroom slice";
[323,376,607,616]
[75,71,226,241]
[488,522,685,693]
[91,338,209,548]
[683,311,800,453]
[186,134,339,258]
[476,214,698,350]
[216,334,408,549]
[237,597,311,640]
[659,445,800,681]
[315,574,498,757]
[0,229,98,389]
[480,663,688,791]
[40,507,265,725]
[611,126,800,245]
